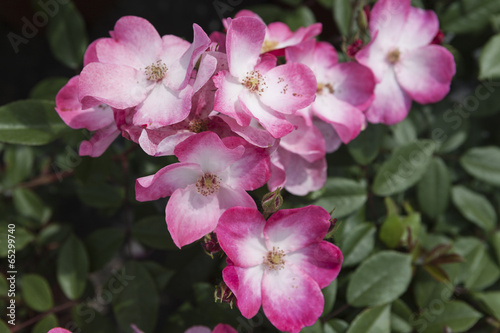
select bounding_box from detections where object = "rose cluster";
[54,0,454,331]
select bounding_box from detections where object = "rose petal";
[222,265,264,319]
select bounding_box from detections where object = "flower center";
[196,173,221,196]
[145,60,167,81]
[264,246,286,271]
[317,83,334,95]
[387,49,401,64]
[188,119,208,133]
[261,39,279,53]
[242,71,267,95]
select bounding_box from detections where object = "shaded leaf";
[2,145,34,188]
[460,146,500,186]
[21,274,53,312]
[32,314,58,333]
[479,34,500,79]
[473,291,500,320]
[322,279,338,317]
[417,157,451,219]
[13,188,52,225]
[57,234,89,300]
[131,216,176,250]
[333,0,351,37]
[418,301,482,333]
[347,124,384,165]
[341,223,375,266]
[451,186,496,231]
[346,304,391,333]
[85,227,125,272]
[441,0,500,34]
[311,178,367,218]
[29,77,68,100]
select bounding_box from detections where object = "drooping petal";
[313,118,343,153]
[213,70,251,127]
[221,137,271,190]
[135,163,203,201]
[174,132,245,174]
[312,93,365,144]
[259,63,316,114]
[152,131,194,157]
[192,53,218,93]
[239,91,294,138]
[369,0,410,47]
[217,207,268,267]
[287,241,343,289]
[222,265,264,319]
[83,38,102,66]
[264,206,331,253]
[217,185,257,212]
[112,16,162,65]
[55,76,115,131]
[261,264,324,333]
[286,40,338,74]
[329,62,375,110]
[279,115,325,163]
[365,69,412,125]
[226,17,266,78]
[79,62,149,109]
[212,324,237,333]
[166,184,221,248]
[133,83,192,128]
[218,115,277,148]
[398,7,439,50]
[395,45,455,104]
[78,124,120,157]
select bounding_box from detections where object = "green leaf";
[327,319,349,333]
[29,77,68,100]
[413,269,453,309]
[391,299,413,333]
[21,274,54,312]
[73,304,115,333]
[32,314,58,333]
[311,178,367,218]
[76,182,124,209]
[36,223,72,246]
[57,234,89,300]
[0,100,67,145]
[0,319,9,332]
[451,186,496,231]
[491,231,500,264]
[2,146,34,188]
[418,301,482,333]
[131,216,176,250]
[417,157,451,219]
[372,140,436,196]
[479,34,500,79]
[341,223,375,266]
[346,304,391,333]
[0,226,35,257]
[333,0,351,37]
[347,251,412,307]
[13,188,52,225]
[46,1,87,69]
[391,118,417,146]
[112,261,159,333]
[0,274,7,296]
[379,215,405,249]
[473,291,500,320]
[85,227,125,272]
[142,261,175,291]
[440,0,500,34]
[460,146,500,186]
[301,321,323,333]
[322,279,338,316]
[347,124,384,165]
[283,6,316,31]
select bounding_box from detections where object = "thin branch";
[11,300,77,332]
[14,170,74,189]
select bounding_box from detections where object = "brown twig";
[14,170,74,190]
[11,300,77,332]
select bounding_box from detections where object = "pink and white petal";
[192,53,218,93]
[254,53,277,74]
[355,32,390,82]
[154,131,195,157]
[330,62,375,109]
[221,138,271,190]
[161,35,191,63]
[312,94,365,144]
[112,16,162,65]
[369,0,409,46]
[79,63,149,110]
[48,329,72,333]
[218,115,277,148]
[133,84,192,129]
[280,115,325,163]
[79,124,120,157]
[55,76,115,130]
[217,186,257,213]
[222,265,264,319]
[83,38,102,66]
[209,31,226,53]
[95,38,144,68]
[313,41,339,70]
[365,69,412,125]
[213,70,251,127]
[239,92,294,138]
[226,17,266,78]
[264,205,330,253]
[398,7,439,50]
[267,150,287,192]
[313,118,343,153]
[261,264,324,333]
[166,184,221,248]
[217,207,268,267]
[135,163,203,201]
[275,23,323,50]
[266,22,293,43]
[287,241,343,289]
[395,45,455,104]
[174,132,245,174]
[166,24,211,90]
[184,326,211,333]
[285,40,317,69]
[281,149,327,196]
[212,324,237,333]
[259,63,316,114]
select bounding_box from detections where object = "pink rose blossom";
[356,0,455,124]
[217,206,343,333]
[48,329,72,333]
[185,324,236,333]
[135,132,271,248]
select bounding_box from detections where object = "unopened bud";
[328,218,338,233]
[347,39,363,58]
[431,30,445,45]
[262,187,283,218]
[214,281,236,308]
[201,232,221,258]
